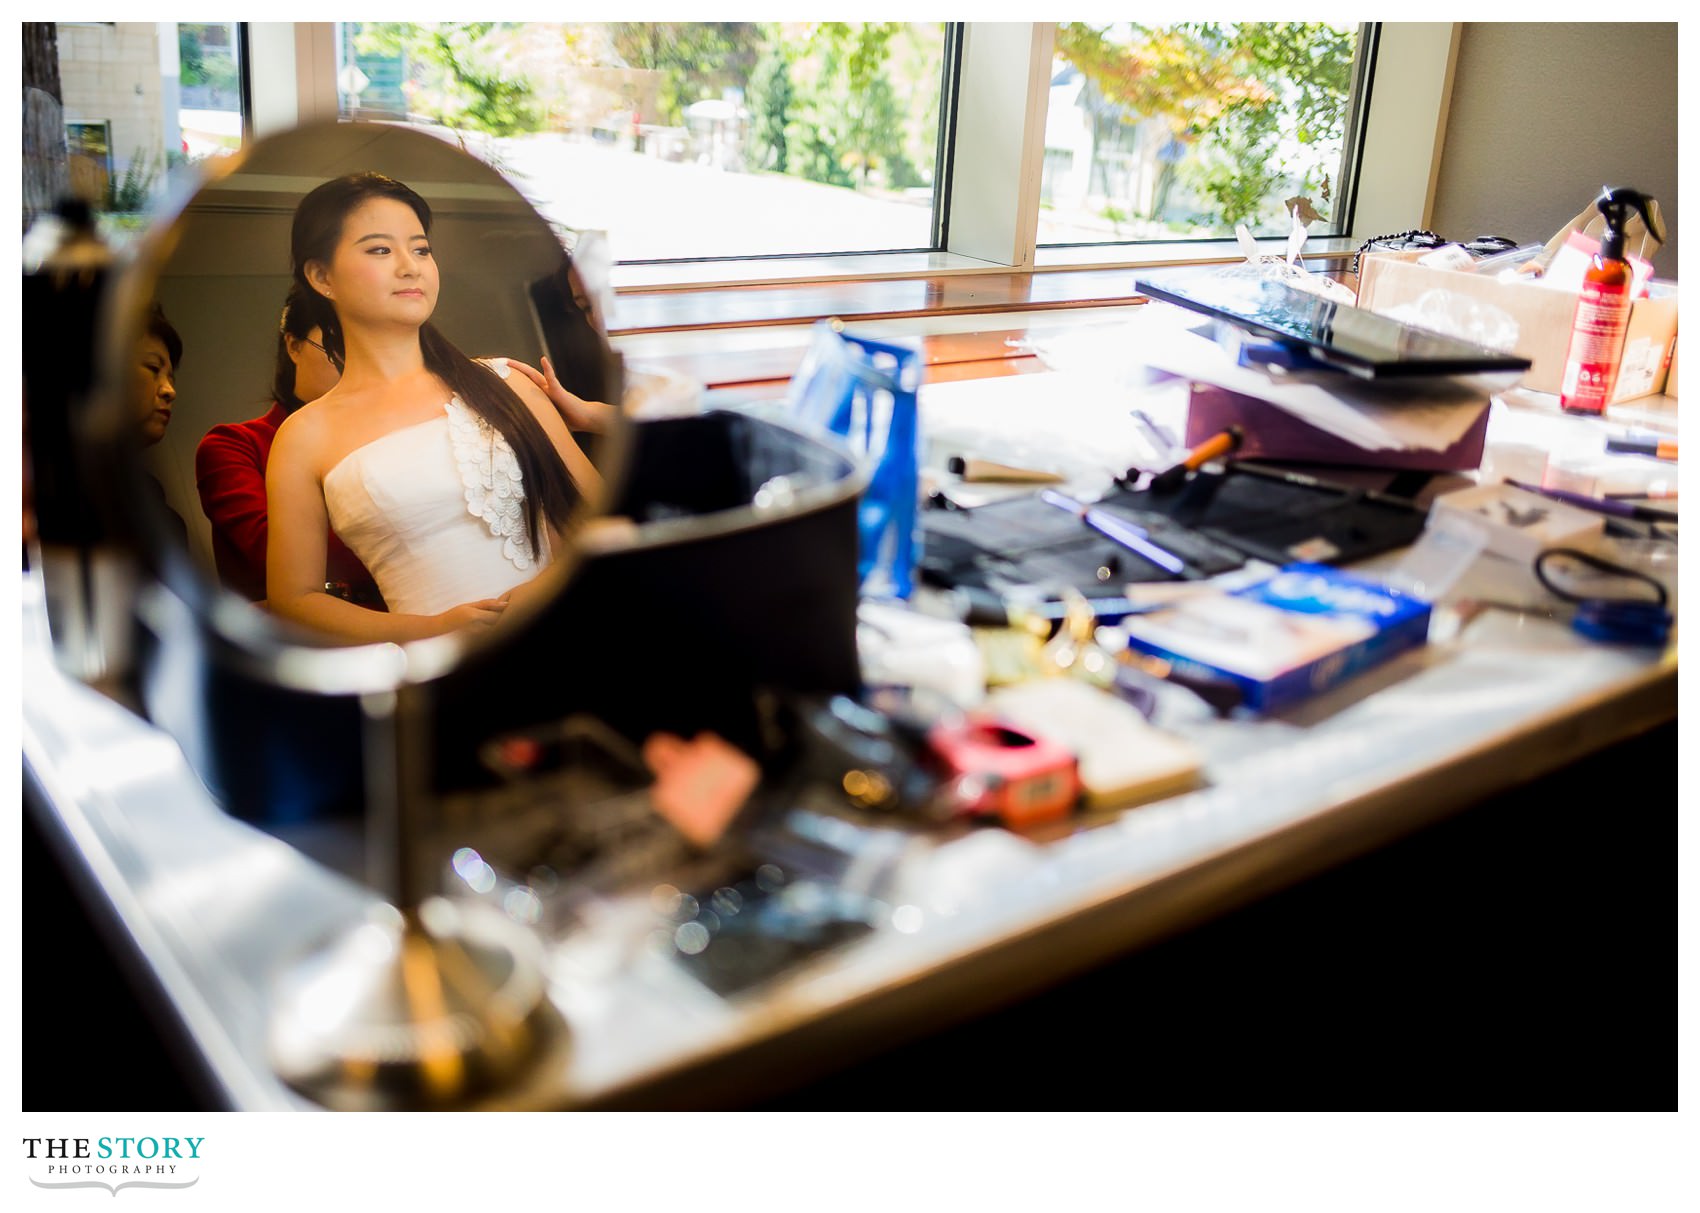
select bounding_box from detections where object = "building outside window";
[51,21,243,239]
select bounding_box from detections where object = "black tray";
[920,463,1427,597]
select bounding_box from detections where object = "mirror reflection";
[142,121,622,645]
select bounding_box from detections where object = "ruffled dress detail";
[445,395,538,572]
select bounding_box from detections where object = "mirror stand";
[267,684,565,1110]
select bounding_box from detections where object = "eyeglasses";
[302,336,342,370]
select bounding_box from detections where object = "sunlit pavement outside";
[486,133,1154,259]
[490,133,935,261]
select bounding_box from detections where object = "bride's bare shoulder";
[270,391,346,460]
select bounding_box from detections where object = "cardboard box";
[1356,253,1678,403]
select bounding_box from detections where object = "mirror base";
[268,897,563,1111]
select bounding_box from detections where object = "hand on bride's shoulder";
[501,356,614,434]
[482,354,602,497]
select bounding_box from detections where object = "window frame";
[1031,22,1378,254]
[247,20,1460,289]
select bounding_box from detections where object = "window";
[332,22,953,262]
[63,120,112,203]
[128,21,1448,278]
[176,23,245,158]
[1040,22,1367,246]
[50,21,245,238]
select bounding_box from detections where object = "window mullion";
[245,21,337,138]
[1348,22,1461,239]
[944,22,1053,268]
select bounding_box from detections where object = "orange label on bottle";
[1560,280,1631,414]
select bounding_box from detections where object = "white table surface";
[21,374,1678,1109]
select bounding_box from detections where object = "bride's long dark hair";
[290,171,577,557]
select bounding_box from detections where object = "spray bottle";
[1559,187,1664,415]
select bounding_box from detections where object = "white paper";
[918,366,1187,502]
[1029,305,1497,453]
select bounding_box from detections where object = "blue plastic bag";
[787,322,923,598]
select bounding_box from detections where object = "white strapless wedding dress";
[323,392,552,617]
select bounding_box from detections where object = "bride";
[266,171,598,644]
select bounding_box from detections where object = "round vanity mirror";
[92,120,632,1108]
[106,118,627,691]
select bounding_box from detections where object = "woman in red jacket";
[194,286,384,606]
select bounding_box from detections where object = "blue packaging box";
[1119,563,1432,713]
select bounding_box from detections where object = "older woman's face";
[132,334,175,446]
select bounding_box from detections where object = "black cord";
[1532,547,1671,646]
[1351,229,1444,278]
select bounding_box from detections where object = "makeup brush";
[1146,425,1244,494]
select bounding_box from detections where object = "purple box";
[1185,383,1490,471]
